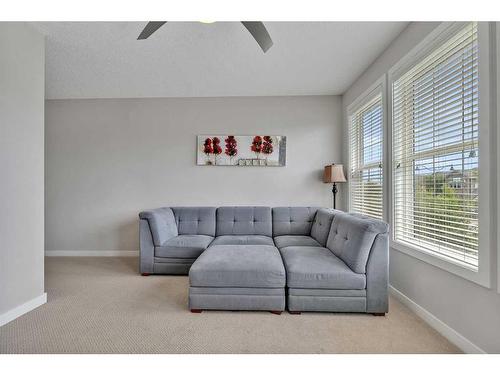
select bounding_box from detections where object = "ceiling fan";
[137,21,273,53]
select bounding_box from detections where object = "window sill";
[390,240,490,288]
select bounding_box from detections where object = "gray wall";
[342,22,500,353]
[0,23,45,316]
[45,96,342,252]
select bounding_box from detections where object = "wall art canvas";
[197,135,286,166]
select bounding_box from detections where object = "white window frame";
[347,76,388,221]
[388,22,492,288]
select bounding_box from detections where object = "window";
[349,90,384,219]
[392,22,479,270]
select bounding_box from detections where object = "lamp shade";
[324,164,346,183]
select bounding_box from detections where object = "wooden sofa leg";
[270,310,282,315]
[191,309,203,313]
[372,312,386,316]
[141,273,150,276]
[289,311,301,315]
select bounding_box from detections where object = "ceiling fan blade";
[137,22,167,40]
[241,22,273,53]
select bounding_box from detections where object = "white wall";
[0,23,46,323]
[45,95,342,252]
[342,22,500,353]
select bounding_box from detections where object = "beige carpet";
[0,257,460,354]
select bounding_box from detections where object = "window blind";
[392,22,479,268]
[349,94,384,219]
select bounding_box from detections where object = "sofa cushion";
[139,207,178,246]
[216,207,272,236]
[211,235,275,246]
[189,245,285,288]
[280,246,366,289]
[273,235,321,249]
[171,207,216,236]
[155,235,214,259]
[272,207,319,236]
[310,208,337,246]
[326,212,389,274]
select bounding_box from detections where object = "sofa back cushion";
[139,207,178,246]
[272,207,319,236]
[216,206,272,236]
[326,212,389,274]
[310,208,338,246]
[171,207,216,236]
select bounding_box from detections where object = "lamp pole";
[332,182,338,209]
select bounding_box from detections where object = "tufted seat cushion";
[272,207,319,236]
[326,212,389,274]
[190,245,286,288]
[216,206,272,236]
[211,235,275,246]
[155,235,214,258]
[273,235,321,249]
[280,246,366,289]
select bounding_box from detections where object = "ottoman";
[188,245,286,313]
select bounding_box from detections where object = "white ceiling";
[33,22,408,99]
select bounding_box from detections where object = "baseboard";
[389,285,485,354]
[0,293,47,327]
[45,250,139,257]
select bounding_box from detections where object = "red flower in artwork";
[203,138,213,154]
[225,136,238,158]
[262,135,273,155]
[251,136,263,156]
[213,143,222,155]
[212,137,222,155]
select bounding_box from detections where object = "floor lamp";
[323,164,346,209]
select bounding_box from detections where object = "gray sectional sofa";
[139,206,389,315]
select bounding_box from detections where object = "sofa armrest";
[139,219,155,274]
[365,232,389,313]
[139,207,178,246]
